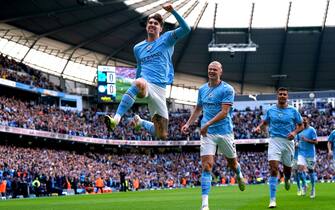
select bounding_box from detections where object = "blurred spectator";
[0,53,62,91]
[0,144,334,198]
[1,96,334,141]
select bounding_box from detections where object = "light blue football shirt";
[197,81,234,135]
[133,31,175,88]
[263,105,303,139]
[328,130,335,159]
[297,126,317,158]
[133,10,190,88]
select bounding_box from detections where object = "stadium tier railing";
[0,125,329,146]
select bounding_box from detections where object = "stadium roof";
[0,0,335,93]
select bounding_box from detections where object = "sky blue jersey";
[328,130,335,159]
[134,10,190,88]
[263,105,302,139]
[197,81,234,135]
[297,126,317,158]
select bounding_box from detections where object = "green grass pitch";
[1,183,335,210]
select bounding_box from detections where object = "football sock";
[201,171,212,207]
[269,176,278,201]
[201,195,208,208]
[141,119,155,136]
[309,171,316,189]
[235,163,243,178]
[295,172,301,190]
[115,85,139,119]
[299,171,306,188]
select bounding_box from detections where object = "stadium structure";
[0,0,335,210]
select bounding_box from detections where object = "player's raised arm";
[162,3,191,39]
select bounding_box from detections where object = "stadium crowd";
[0,144,334,198]
[0,96,334,141]
[0,53,62,92]
[1,53,335,199]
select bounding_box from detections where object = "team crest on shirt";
[146,45,152,51]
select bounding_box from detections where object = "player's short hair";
[209,61,223,69]
[277,87,288,93]
[147,13,164,27]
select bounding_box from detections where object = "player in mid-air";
[181,61,245,210]
[296,114,318,198]
[104,3,191,139]
[327,129,335,169]
[254,87,303,208]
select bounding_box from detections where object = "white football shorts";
[200,133,237,158]
[297,155,316,169]
[268,137,294,167]
[145,82,168,120]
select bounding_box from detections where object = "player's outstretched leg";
[104,115,117,131]
[131,114,168,140]
[132,114,142,132]
[152,114,168,140]
[227,159,245,191]
[132,115,155,135]
[104,84,139,131]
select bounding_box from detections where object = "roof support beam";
[102,30,145,65]
[28,0,155,39]
[161,0,192,20]
[20,0,155,63]
[20,38,39,62]
[60,49,76,75]
[175,0,205,69]
[311,0,330,90]
[240,2,255,94]
[0,29,10,38]
[0,0,125,23]
[102,0,193,64]
[175,1,208,69]
[64,1,166,52]
[209,3,218,63]
[275,1,292,90]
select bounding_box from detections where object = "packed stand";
[0,144,334,198]
[0,95,198,141]
[1,96,335,141]
[299,104,335,136]
[0,53,62,92]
